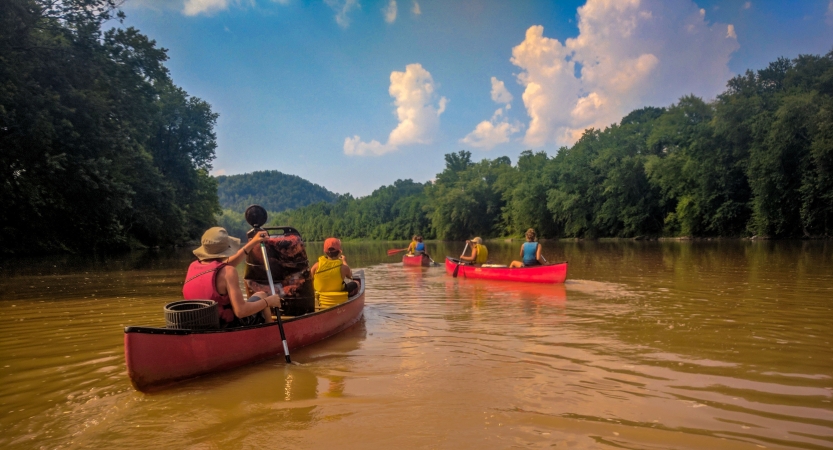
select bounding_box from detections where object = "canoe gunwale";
[445,257,568,269]
[445,257,568,283]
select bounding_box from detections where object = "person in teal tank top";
[510,228,545,268]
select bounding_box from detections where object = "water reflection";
[0,240,831,449]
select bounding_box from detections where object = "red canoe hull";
[402,254,431,266]
[124,272,366,391]
[445,258,567,283]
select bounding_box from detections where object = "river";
[0,240,831,449]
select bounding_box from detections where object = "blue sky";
[122,0,833,196]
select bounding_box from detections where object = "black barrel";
[164,300,220,330]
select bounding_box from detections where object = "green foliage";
[426,151,512,240]
[276,51,833,241]
[273,179,431,241]
[216,170,338,213]
[3,8,829,252]
[216,209,249,240]
[0,0,220,253]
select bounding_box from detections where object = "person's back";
[510,228,543,268]
[313,255,348,307]
[311,238,357,309]
[522,241,539,265]
[474,242,488,264]
[183,259,235,325]
[414,236,425,254]
[183,227,282,327]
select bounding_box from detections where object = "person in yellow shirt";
[406,235,418,255]
[310,238,358,309]
[459,237,488,265]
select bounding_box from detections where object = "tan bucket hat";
[471,237,483,244]
[193,227,241,260]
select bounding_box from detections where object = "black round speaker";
[245,204,268,228]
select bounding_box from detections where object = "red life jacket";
[182,260,235,325]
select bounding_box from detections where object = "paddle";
[387,248,408,256]
[245,205,291,364]
[452,242,469,278]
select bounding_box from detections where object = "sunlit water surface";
[0,240,831,449]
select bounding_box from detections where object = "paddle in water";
[245,205,291,364]
[452,242,469,278]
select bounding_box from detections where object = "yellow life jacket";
[407,240,417,254]
[474,243,488,264]
[314,256,348,309]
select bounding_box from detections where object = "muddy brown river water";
[0,240,831,449]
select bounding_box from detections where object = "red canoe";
[445,257,567,283]
[402,253,431,266]
[124,271,366,392]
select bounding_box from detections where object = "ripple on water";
[1,242,832,449]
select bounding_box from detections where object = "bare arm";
[220,266,280,318]
[310,262,318,279]
[340,255,352,279]
[226,232,268,267]
[536,243,544,263]
[460,245,477,262]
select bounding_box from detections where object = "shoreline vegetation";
[267,50,833,243]
[2,1,831,255]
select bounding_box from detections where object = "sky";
[121,0,833,196]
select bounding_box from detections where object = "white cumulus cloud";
[461,108,522,149]
[182,0,287,16]
[461,77,520,150]
[325,0,359,28]
[344,64,447,156]
[511,0,739,147]
[183,0,230,16]
[383,0,397,23]
[412,0,421,15]
[490,77,514,104]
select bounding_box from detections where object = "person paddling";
[510,228,545,268]
[183,227,281,327]
[406,235,418,255]
[311,238,358,310]
[459,237,488,265]
[414,235,426,255]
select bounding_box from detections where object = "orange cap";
[324,237,342,253]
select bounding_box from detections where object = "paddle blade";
[452,260,461,278]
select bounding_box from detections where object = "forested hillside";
[276,51,833,241]
[216,171,337,213]
[1,0,220,253]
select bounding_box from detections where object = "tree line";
[275,51,833,241]
[1,0,220,254]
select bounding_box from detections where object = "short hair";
[525,228,536,241]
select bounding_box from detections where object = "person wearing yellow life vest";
[460,236,488,265]
[310,238,358,309]
[406,235,418,255]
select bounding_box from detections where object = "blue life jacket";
[415,242,425,252]
[522,242,539,265]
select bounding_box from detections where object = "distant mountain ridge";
[216,170,338,213]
